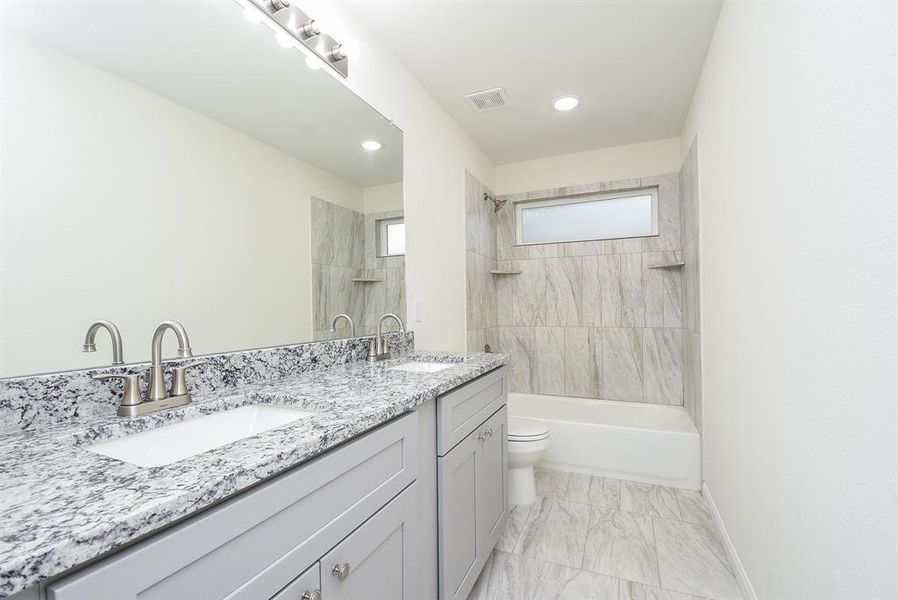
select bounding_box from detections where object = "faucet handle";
[92,373,142,408]
[170,360,208,397]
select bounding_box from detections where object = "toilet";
[507,417,551,506]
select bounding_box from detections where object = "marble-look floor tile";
[533,562,618,599]
[619,579,710,600]
[653,518,742,600]
[496,504,531,552]
[621,481,682,519]
[534,467,571,498]
[514,497,589,568]
[675,489,714,525]
[564,473,621,511]
[582,508,659,586]
[467,550,546,600]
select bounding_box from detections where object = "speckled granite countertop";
[0,351,508,597]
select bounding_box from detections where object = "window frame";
[513,186,660,246]
[376,216,406,257]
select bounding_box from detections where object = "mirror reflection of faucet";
[87,320,207,417]
[331,313,356,338]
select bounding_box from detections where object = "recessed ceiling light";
[552,95,580,112]
[361,140,382,151]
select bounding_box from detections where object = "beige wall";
[681,2,897,598]
[0,33,362,376]
[494,138,681,195]
[362,182,403,214]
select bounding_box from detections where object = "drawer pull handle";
[332,562,351,582]
[302,591,321,600]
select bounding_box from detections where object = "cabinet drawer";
[48,412,418,600]
[270,563,319,600]
[437,367,506,456]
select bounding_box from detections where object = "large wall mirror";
[0,0,404,378]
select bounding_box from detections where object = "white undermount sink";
[85,404,318,467]
[389,362,454,373]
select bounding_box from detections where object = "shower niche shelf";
[489,269,522,276]
[647,261,685,269]
[351,277,384,283]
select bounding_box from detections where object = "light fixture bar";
[244,0,349,77]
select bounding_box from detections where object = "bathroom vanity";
[0,352,508,600]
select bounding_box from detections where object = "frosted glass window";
[377,217,405,256]
[516,188,658,245]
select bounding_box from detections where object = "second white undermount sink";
[389,362,454,373]
[85,404,318,467]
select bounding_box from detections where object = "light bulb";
[552,95,580,111]
[305,54,323,70]
[361,140,382,152]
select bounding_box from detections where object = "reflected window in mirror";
[377,217,406,257]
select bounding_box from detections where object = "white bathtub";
[508,393,701,490]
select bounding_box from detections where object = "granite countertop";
[0,351,508,598]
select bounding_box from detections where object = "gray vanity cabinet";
[270,563,319,600]
[437,368,509,600]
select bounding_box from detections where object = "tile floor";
[468,468,743,600]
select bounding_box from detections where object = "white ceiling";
[1,0,402,188]
[341,0,721,164]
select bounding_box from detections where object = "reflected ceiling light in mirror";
[305,54,323,70]
[552,95,580,111]
[361,140,383,152]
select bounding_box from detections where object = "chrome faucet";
[82,320,124,365]
[147,320,193,401]
[93,320,206,417]
[331,313,356,337]
[368,313,405,362]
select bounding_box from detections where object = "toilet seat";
[508,417,550,442]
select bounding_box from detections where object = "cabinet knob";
[477,431,486,442]
[486,428,493,437]
[332,562,351,582]
[301,591,321,600]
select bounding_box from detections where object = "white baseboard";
[702,481,758,600]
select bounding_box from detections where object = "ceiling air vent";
[465,87,511,112]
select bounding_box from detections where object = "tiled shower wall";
[680,141,702,430]
[311,197,405,340]
[487,174,686,405]
[465,171,500,353]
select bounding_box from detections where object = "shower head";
[483,192,507,213]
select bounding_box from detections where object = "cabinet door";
[437,430,480,600]
[270,563,319,600]
[476,405,508,553]
[320,483,417,600]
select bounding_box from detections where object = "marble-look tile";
[641,174,681,253]
[643,328,683,405]
[653,518,742,600]
[384,267,406,325]
[679,140,699,244]
[564,473,621,511]
[533,328,565,395]
[496,504,532,552]
[675,489,713,525]
[500,327,534,393]
[642,253,664,328]
[514,497,589,568]
[620,481,682,519]
[466,251,496,330]
[662,252,683,328]
[583,507,659,585]
[619,580,709,600]
[582,254,622,327]
[497,260,546,326]
[468,550,546,600]
[310,196,334,265]
[563,239,606,257]
[683,332,703,433]
[683,240,701,335]
[563,328,601,398]
[496,197,561,260]
[534,467,571,498]
[602,328,644,401]
[533,562,619,599]
[604,237,643,255]
[545,257,583,326]
[465,170,496,259]
[621,253,646,327]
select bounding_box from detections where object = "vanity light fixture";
[236,0,351,77]
[361,140,383,151]
[552,95,580,111]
